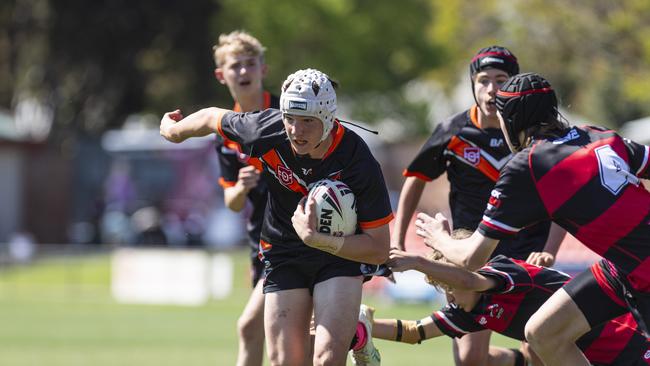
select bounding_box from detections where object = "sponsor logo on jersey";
[644,350,650,359]
[479,317,487,325]
[489,138,504,147]
[301,168,312,176]
[464,147,481,166]
[276,165,294,186]
[288,100,308,111]
[487,190,502,210]
[553,128,580,144]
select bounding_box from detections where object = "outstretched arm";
[415,212,498,270]
[373,316,443,344]
[160,107,229,143]
[391,177,426,250]
[527,223,566,267]
[387,248,496,291]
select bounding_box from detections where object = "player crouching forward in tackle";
[160,68,393,366]
[351,229,648,366]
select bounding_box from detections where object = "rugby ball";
[307,179,357,237]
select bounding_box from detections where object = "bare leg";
[525,289,591,366]
[264,288,313,366]
[312,276,363,366]
[236,280,266,366]
[453,329,491,366]
[487,346,517,366]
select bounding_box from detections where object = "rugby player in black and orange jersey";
[392,46,566,365]
[374,234,649,366]
[160,68,393,366]
[417,72,650,365]
[212,31,279,366]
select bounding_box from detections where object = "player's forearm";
[165,107,224,142]
[373,317,443,344]
[223,185,248,212]
[337,230,390,264]
[414,256,486,291]
[435,232,496,271]
[542,223,566,256]
[392,177,426,249]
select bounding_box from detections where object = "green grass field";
[0,249,519,365]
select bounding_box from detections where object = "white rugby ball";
[307,179,357,237]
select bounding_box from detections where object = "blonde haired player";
[212,30,279,366]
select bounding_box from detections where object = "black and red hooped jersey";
[216,108,394,256]
[405,105,549,259]
[215,92,279,254]
[432,256,648,365]
[478,126,650,292]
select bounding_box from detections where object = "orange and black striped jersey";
[216,108,393,255]
[405,105,549,260]
[215,92,279,255]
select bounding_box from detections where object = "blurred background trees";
[2,0,650,141]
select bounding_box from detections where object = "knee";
[455,349,488,366]
[237,313,264,341]
[312,348,337,366]
[524,313,553,350]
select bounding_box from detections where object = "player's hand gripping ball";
[307,179,357,237]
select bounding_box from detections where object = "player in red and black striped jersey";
[416,72,650,365]
[395,45,565,366]
[160,68,393,366]
[374,252,648,366]
[211,31,279,366]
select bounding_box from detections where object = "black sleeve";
[477,150,549,240]
[432,305,484,338]
[622,136,650,179]
[218,108,286,157]
[404,113,465,181]
[215,137,244,187]
[344,138,394,229]
[477,255,533,294]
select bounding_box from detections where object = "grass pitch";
[0,249,518,365]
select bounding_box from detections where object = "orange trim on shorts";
[359,213,394,230]
[403,169,433,182]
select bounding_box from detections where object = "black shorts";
[565,260,650,329]
[250,254,265,288]
[262,248,362,295]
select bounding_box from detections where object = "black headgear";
[469,46,519,77]
[495,72,558,151]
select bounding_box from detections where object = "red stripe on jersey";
[359,213,394,230]
[432,311,468,336]
[248,157,263,172]
[323,121,345,160]
[638,145,650,175]
[575,185,649,258]
[447,136,500,182]
[590,262,627,307]
[261,149,308,195]
[403,169,433,181]
[535,135,625,215]
[497,88,553,97]
[582,313,636,365]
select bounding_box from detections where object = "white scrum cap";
[280,68,337,142]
